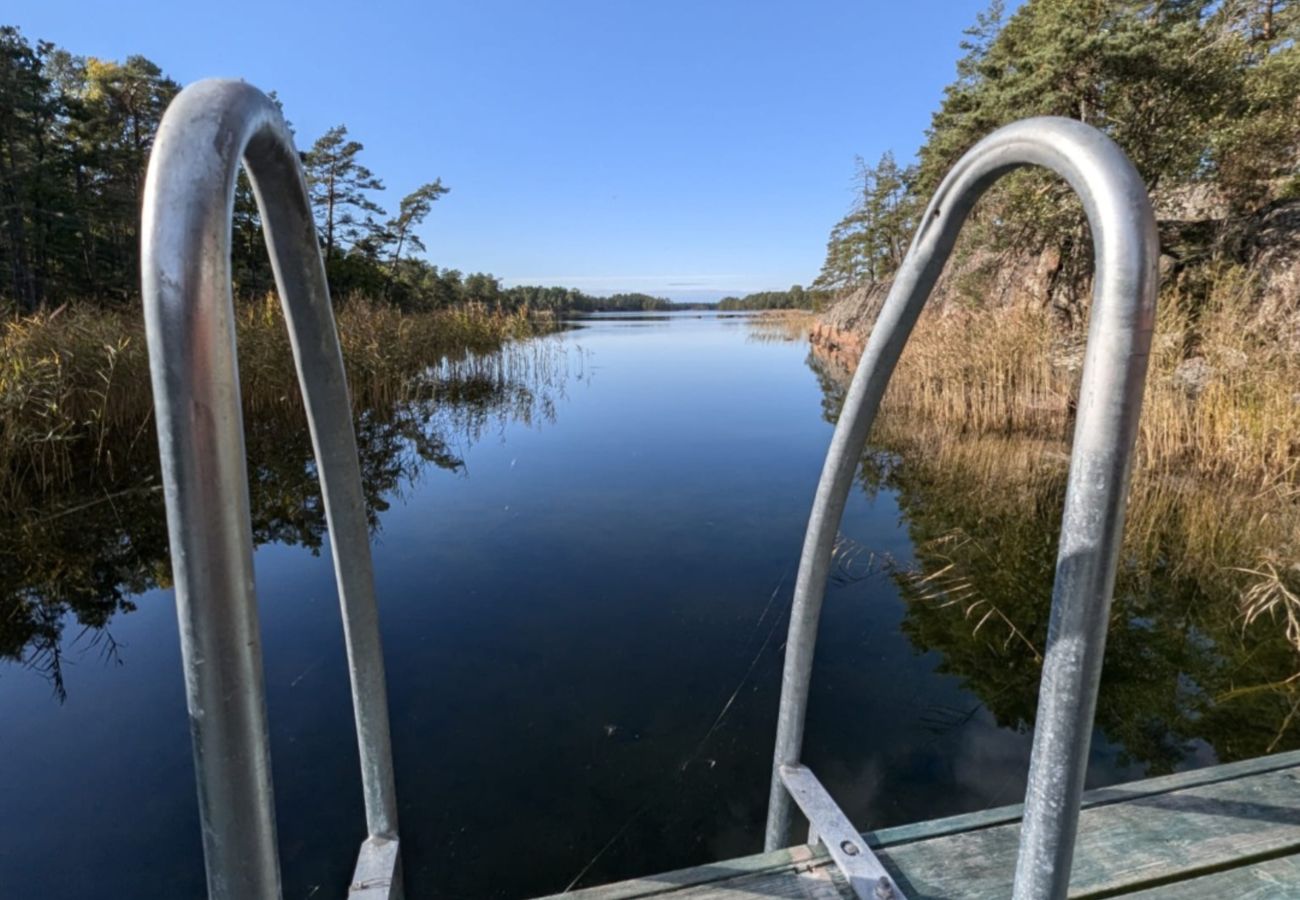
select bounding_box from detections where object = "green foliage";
[0,28,178,310]
[497,287,672,313]
[303,124,386,263]
[815,0,1300,296]
[814,153,917,291]
[717,284,826,310]
[0,27,672,315]
[384,180,450,273]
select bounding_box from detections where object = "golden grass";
[746,309,817,343]
[861,419,1300,756]
[842,265,1300,659]
[0,297,544,499]
[878,269,1300,492]
[880,304,1065,436]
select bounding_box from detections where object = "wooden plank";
[645,864,851,900]
[550,754,1300,900]
[880,765,1300,898]
[869,749,1300,848]
[553,846,825,900]
[1123,852,1300,898]
[554,752,1300,900]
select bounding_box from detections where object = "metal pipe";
[762,117,1158,900]
[141,79,400,899]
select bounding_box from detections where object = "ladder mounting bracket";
[778,765,906,899]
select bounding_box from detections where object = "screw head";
[839,840,860,856]
[874,876,895,899]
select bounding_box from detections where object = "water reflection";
[1,337,573,700]
[6,312,1298,900]
[808,348,1300,771]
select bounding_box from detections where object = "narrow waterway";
[1,311,1291,899]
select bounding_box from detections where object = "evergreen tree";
[0,30,177,309]
[0,27,59,310]
[303,125,385,264]
[386,180,449,272]
[77,55,179,303]
[814,152,917,291]
[815,0,1300,299]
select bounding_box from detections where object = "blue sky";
[12,1,1007,300]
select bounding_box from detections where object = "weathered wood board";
[547,750,1300,900]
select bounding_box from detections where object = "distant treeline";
[0,27,678,315]
[717,285,826,310]
[499,287,673,312]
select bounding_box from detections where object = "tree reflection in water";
[809,349,1300,771]
[1,337,573,699]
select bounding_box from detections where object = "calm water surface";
[0,311,1268,898]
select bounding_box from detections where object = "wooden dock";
[554,749,1300,899]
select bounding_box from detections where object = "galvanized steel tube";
[762,117,1158,900]
[141,79,399,899]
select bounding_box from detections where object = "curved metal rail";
[141,80,400,899]
[763,117,1159,900]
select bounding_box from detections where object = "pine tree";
[302,125,385,264]
[814,153,917,291]
[0,27,57,310]
[385,180,449,272]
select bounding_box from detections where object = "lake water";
[1,311,1290,898]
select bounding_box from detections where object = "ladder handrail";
[141,80,400,899]
[763,117,1158,900]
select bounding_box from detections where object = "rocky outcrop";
[809,245,1066,368]
[809,283,883,372]
[811,197,1300,367]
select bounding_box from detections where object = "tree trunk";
[325,169,336,263]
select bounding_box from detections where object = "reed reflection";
[1,335,573,699]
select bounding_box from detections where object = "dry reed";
[746,310,817,343]
[841,266,1300,660]
[0,297,544,499]
[877,269,1300,493]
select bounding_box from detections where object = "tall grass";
[873,269,1300,492]
[821,265,1300,665]
[1,298,573,692]
[850,418,1300,757]
[0,297,545,500]
[746,309,817,344]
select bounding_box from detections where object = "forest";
[717,285,826,310]
[0,26,676,315]
[805,0,1300,726]
[813,0,1299,300]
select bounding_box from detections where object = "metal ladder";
[762,119,1159,900]
[142,82,1155,900]
[141,80,401,900]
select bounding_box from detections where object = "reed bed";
[746,309,817,343]
[876,271,1300,493]
[0,297,545,500]
[858,419,1300,756]
[838,267,1300,664]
